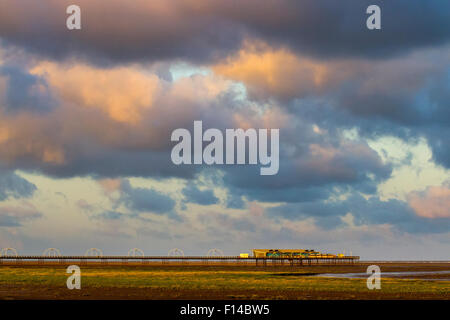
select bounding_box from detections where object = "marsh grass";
[1,265,448,298]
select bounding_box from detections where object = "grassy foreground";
[0,264,448,300]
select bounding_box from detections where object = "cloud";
[214,43,449,121]
[267,193,450,234]
[97,179,122,194]
[225,193,245,209]
[75,199,95,212]
[120,180,175,213]
[222,45,449,170]
[0,65,55,114]
[0,58,393,205]
[91,179,178,221]
[118,179,176,215]
[408,184,450,219]
[0,0,448,246]
[0,61,237,178]
[182,183,219,206]
[30,62,161,124]
[0,1,448,66]
[0,0,244,65]
[223,126,392,203]
[0,170,37,201]
[196,211,258,236]
[213,43,340,101]
[212,43,450,177]
[95,210,126,221]
[0,204,42,227]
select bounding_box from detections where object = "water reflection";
[316,270,450,281]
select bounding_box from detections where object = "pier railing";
[0,255,359,266]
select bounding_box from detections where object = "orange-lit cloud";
[212,42,354,100]
[98,179,122,194]
[408,185,450,219]
[31,62,161,124]
[0,60,238,175]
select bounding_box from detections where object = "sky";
[0,0,449,259]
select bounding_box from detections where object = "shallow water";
[316,270,450,281]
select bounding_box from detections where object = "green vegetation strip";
[0,266,448,296]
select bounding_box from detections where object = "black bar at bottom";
[0,300,447,318]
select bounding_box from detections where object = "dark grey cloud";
[95,210,127,220]
[279,54,450,169]
[0,206,42,227]
[0,0,244,66]
[225,193,245,209]
[0,215,21,227]
[267,193,450,234]
[0,65,55,114]
[89,179,180,221]
[333,55,450,127]
[0,169,40,227]
[37,149,200,180]
[252,0,450,59]
[0,0,448,66]
[222,121,391,204]
[182,184,219,206]
[0,170,37,201]
[427,126,450,168]
[118,180,176,215]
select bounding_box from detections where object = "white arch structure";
[128,248,144,257]
[42,248,61,257]
[84,248,103,257]
[206,248,224,257]
[168,248,184,257]
[0,248,18,257]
